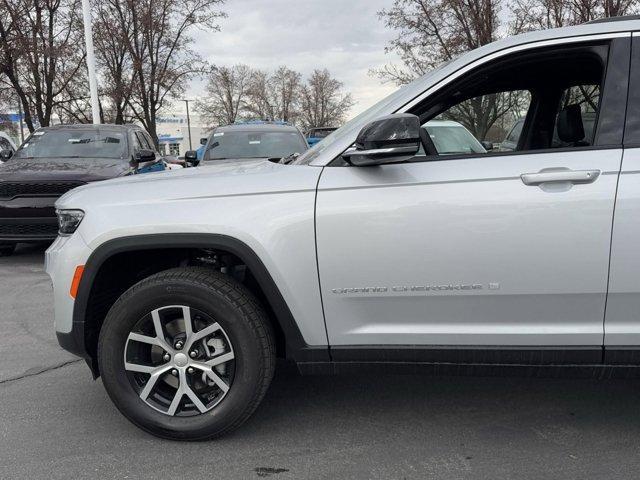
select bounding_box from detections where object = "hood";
[0,157,130,183]
[56,159,321,210]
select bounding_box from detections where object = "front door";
[315,38,628,354]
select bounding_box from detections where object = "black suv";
[0,124,163,256]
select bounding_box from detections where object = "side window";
[134,131,151,150]
[142,132,156,152]
[411,43,609,160]
[132,131,145,150]
[552,84,600,147]
[426,91,532,155]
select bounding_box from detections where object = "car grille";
[0,181,85,199]
[0,222,58,237]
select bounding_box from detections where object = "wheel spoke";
[150,309,172,351]
[127,332,162,348]
[182,306,194,338]
[166,369,186,415]
[167,390,183,416]
[139,365,171,400]
[184,385,208,413]
[206,351,235,367]
[185,322,221,350]
[125,362,157,374]
[205,370,230,393]
[190,361,230,393]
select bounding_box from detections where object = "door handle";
[520,169,600,186]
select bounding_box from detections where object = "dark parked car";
[187,121,308,165]
[0,124,164,256]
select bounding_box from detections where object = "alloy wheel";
[123,305,235,416]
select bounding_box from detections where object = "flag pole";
[81,0,101,124]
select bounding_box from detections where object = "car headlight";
[56,209,85,235]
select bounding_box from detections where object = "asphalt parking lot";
[2,245,640,479]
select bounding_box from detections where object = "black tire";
[98,267,275,440]
[0,243,16,257]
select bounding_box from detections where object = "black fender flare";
[59,233,329,373]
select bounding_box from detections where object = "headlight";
[56,209,85,235]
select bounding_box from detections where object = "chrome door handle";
[520,169,600,186]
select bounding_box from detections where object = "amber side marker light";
[70,265,85,299]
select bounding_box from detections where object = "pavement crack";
[0,359,82,385]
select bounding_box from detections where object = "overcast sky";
[187,0,402,117]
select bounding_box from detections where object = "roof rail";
[233,119,290,126]
[585,15,640,24]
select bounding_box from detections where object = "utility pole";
[81,0,101,124]
[183,99,193,150]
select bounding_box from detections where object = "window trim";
[408,143,622,165]
[325,32,630,168]
[331,35,629,167]
[401,32,628,112]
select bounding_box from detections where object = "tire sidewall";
[99,275,267,440]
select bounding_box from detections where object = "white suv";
[47,17,640,439]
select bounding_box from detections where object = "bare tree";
[196,64,253,127]
[374,0,500,85]
[105,0,225,145]
[371,0,539,140]
[510,0,637,32]
[244,69,274,120]
[298,69,354,130]
[0,0,87,132]
[245,66,301,122]
[269,66,302,123]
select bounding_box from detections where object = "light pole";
[81,0,100,124]
[183,99,193,150]
[17,100,24,143]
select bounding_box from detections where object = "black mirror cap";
[0,149,13,160]
[134,149,156,164]
[355,113,421,150]
[200,137,208,146]
[185,150,200,166]
[346,113,421,166]
[481,141,494,151]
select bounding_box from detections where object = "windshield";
[308,128,336,138]
[205,130,307,161]
[425,125,486,154]
[15,129,126,160]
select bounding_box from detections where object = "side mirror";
[134,149,156,165]
[200,137,208,146]
[481,141,494,151]
[185,150,200,166]
[343,113,421,166]
[0,149,13,160]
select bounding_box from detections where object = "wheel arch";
[71,233,328,376]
